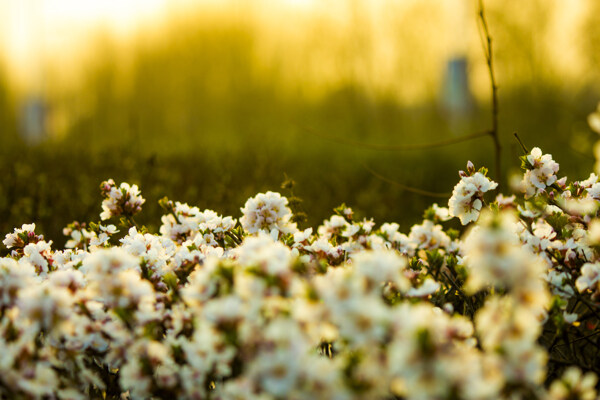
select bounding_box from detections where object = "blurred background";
[1,0,600,245]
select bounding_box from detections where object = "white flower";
[240,191,297,235]
[431,203,452,221]
[293,227,313,244]
[549,367,598,400]
[159,202,202,241]
[11,166,600,399]
[17,363,58,398]
[350,250,409,292]
[545,270,574,298]
[335,296,390,346]
[563,311,578,324]
[587,181,600,200]
[120,227,176,277]
[99,269,156,313]
[203,295,244,324]
[80,247,140,277]
[587,219,600,246]
[17,281,74,331]
[561,197,598,216]
[248,348,301,397]
[305,237,343,260]
[408,220,451,250]
[448,171,498,225]
[0,258,37,309]
[100,179,145,221]
[406,278,440,297]
[234,233,293,277]
[462,210,549,309]
[521,147,560,198]
[496,193,516,208]
[576,262,600,294]
[64,227,93,249]
[475,296,547,385]
[317,215,348,239]
[380,222,400,241]
[159,203,237,244]
[22,240,53,275]
[3,223,39,249]
[579,173,598,188]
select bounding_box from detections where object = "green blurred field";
[1,1,600,248]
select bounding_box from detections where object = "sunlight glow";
[284,0,315,8]
[39,0,166,31]
[0,0,594,103]
[0,0,168,89]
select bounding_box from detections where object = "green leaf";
[426,250,444,271]
[546,212,569,238]
[163,272,179,290]
[409,256,422,271]
[422,206,436,221]
[520,155,533,171]
[446,228,460,241]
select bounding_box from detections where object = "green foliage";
[546,212,571,240]
[0,12,598,248]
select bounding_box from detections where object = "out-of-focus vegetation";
[1,0,600,246]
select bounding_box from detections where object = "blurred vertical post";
[15,0,47,144]
[440,0,473,127]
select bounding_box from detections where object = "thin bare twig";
[514,132,529,154]
[297,124,490,152]
[294,1,502,195]
[477,0,502,187]
[360,162,451,198]
[554,330,600,348]
[442,271,476,317]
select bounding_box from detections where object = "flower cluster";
[100,179,146,221]
[4,111,600,398]
[63,221,119,250]
[240,191,296,235]
[2,223,44,256]
[520,147,561,198]
[448,161,498,225]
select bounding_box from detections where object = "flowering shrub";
[3,110,600,399]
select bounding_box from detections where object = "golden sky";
[0,0,165,84]
[0,0,594,101]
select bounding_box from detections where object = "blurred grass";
[2,87,597,249]
[1,2,600,248]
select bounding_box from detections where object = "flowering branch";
[477,0,502,187]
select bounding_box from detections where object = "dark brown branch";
[553,330,600,348]
[477,0,502,188]
[442,271,476,318]
[297,124,490,152]
[360,162,451,198]
[513,132,529,154]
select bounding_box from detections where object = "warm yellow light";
[0,0,168,90]
[39,0,166,33]
[0,0,595,104]
[284,0,315,7]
